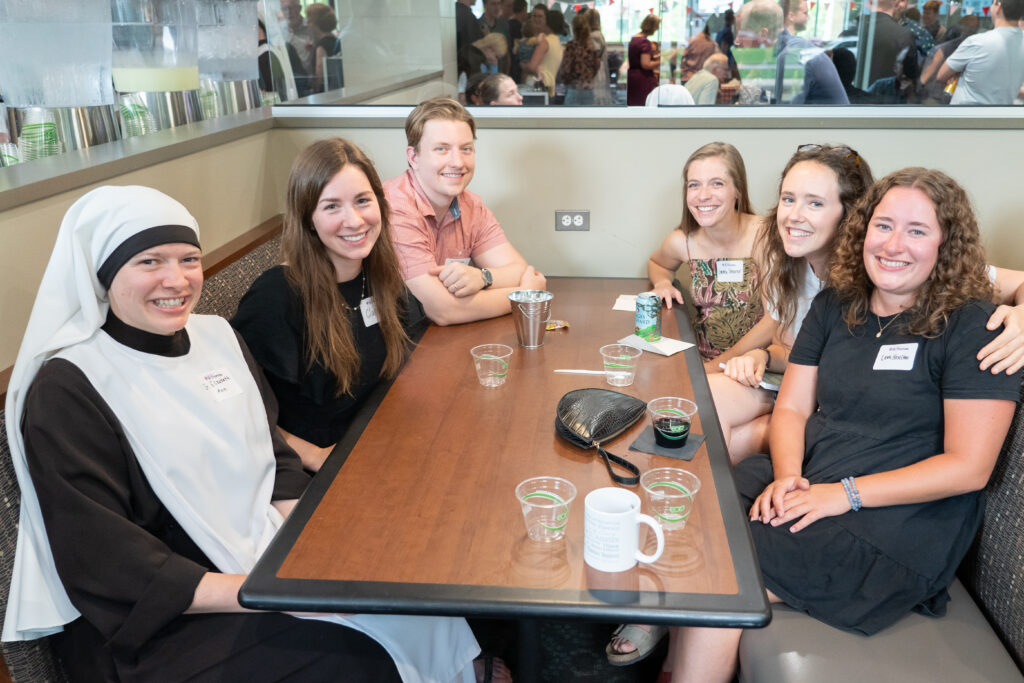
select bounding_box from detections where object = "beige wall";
[0,132,277,370]
[277,125,1024,281]
[3,123,1023,371]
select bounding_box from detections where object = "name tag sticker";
[717,259,744,283]
[360,296,379,327]
[444,257,471,266]
[200,368,244,401]
[873,343,919,371]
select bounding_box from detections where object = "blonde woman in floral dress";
[647,142,764,365]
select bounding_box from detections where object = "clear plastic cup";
[470,344,513,387]
[640,468,701,531]
[516,476,577,542]
[600,344,642,386]
[647,397,698,448]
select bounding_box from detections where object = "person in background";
[514,19,540,83]
[281,0,314,95]
[522,4,564,97]
[3,184,488,683]
[557,12,603,105]
[471,32,508,75]
[716,9,741,80]
[832,47,874,103]
[504,0,529,81]
[478,73,524,104]
[456,0,485,82]
[384,98,545,325]
[861,0,918,93]
[257,19,291,103]
[899,7,936,60]
[685,52,731,104]
[627,14,662,105]
[664,168,1021,683]
[922,0,947,41]
[232,138,426,472]
[586,8,614,104]
[305,2,339,93]
[547,8,570,44]
[479,0,512,74]
[465,72,489,105]
[774,0,849,104]
[938,0,1024,105]
[678,24,717,85]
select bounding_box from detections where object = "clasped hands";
[429,262,545,297]
[750,476,851,533]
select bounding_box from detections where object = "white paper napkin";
[617,333,693,356]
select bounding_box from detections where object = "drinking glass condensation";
[647,397,698,448]
[600,344,642,386]
[516,476,577,542]
[641,468,701,531]
[470,344,513,387]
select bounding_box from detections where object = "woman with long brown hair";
[709,144,874,462]
[233,138,426,471]
[646,142,764,364]
[557,11,602,105]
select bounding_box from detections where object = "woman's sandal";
[605,623,669,666]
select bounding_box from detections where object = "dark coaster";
[628,430,705,461]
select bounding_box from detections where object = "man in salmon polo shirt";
[384,97,546,325]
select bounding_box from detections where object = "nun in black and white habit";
[2,186,480,682]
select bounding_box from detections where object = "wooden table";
[241,277,769,634]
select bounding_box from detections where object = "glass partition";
[455,0,1021,108]
[0,0,1020,174]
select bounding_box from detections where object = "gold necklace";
[875,312,901,338]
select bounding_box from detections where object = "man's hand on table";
[429,262,486,298]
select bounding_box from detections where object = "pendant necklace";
[875,311,901,338]
[341,271,367,312]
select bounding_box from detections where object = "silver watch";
[480,268,493,289]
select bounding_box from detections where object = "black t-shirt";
[232,265,427,448]
[733,289,1020,635]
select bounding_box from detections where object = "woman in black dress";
[663,168,1021,682]
[233,138,426,471]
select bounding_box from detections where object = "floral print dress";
[687,256,762,360]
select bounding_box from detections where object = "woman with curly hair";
[661,168,1021,682]
[232,138,426,472]
[646,142,764,364]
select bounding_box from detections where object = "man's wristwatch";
[480,268,493,289]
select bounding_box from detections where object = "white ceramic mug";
[584,487,665,572]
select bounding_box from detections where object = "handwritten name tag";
[873,343,919,371]
[360,296,379,327]
[716,259,744,283]
[200,368,244,401]
[444,257,471,266]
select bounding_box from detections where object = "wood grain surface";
[279,278,738,598]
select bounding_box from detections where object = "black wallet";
[555,388,646,486]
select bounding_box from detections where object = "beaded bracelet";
[841,476,862,512]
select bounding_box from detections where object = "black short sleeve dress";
[733,288,1021,635]
[231,265,427,448]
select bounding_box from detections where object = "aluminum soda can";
[635,292,662,341]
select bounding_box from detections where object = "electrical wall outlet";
[555,210,590,231]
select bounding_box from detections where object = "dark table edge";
[240,277,771,628]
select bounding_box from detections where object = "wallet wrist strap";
[596,445,640,486]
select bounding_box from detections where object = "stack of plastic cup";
[17,108,61,161]
[0,143,20,167]
[119,96,157,138]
